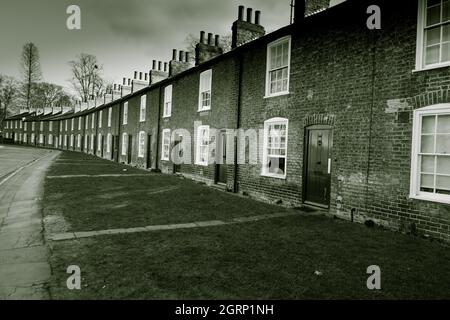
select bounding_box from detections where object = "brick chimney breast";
[195,31,224,66]
[231,6,265,49]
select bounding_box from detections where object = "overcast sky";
[0,0,291,96]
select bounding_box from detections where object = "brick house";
[2,0,450,241]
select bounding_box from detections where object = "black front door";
[304,126,333,208]
[146,135,152,169]
[173,134,183,173]
[215,131,227,184]
[127,135,133,164]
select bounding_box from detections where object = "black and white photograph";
[0,0,449,308]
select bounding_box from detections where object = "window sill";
[161,158,170,161]
[195,162,208,167]
[163,115,171,119]
[261,172,287,180]
[264,91,290,99]
[413,63,450,73]
[198,108,211,113]
[409,194,450,205]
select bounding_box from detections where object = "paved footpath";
[0,145,59,299]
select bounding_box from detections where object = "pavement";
[0,144,60,299]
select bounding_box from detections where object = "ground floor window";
[48,134,53,145]
[84,134,88,150]
[91,134,94,150]
[162,129,171,160]
[196,125,209,166]
[59,135,62,146]
[23,134,27,143]
[411,104,450,204]
[262,117,288,179]
[97,134,102,152]
[77,134,81,148]
[70,134,74,147]
[122,133,128,156]
[39,134,43,144]
[107,133,112,153]
[64,135,67,147]
[138,131,145,158]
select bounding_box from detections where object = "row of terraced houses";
[2,0,450,242]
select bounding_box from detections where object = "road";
[0,144,60,299]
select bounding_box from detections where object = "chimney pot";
[246,8,253,23]
[139,72,143,80]
[172,49,177,61]
[134,71,138,79]
[185,52,189,63]
[207,33,213,45]
[294,0,306,24]
[238,5,244,20]
[200,31,205,44]
[152,60,156,69]
[113,84,117,90]
[215,35,220,46]
[145,73,148,81]
[123,78,126,85]
[179,50,184,62]
[164,62,168,72]
[255,10,261,25]
[128,78,131,86]
[158,61,162,70]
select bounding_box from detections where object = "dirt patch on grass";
[43,207,72,236]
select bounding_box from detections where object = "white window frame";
[265,36,291,98]
[78,117,81,130]
[71,118,74,131]
[91,113,95,129]
[138,131,145,158]
[410,103,450,204]
[415,0,450,71]
[97,133,102,152]
[24,122,27,131]
[85,115,89,130]
[161,129,171,160]
[49,121,53,132]
[122,133,128,156]
[65,120,68,131]
[140,95,146,122]
[90,134,95,150]
[48,134,53,146]
[99,110,103,128]
[84,134,88,150]
[198,70,212,111]
[39,133,43,144]
[106,133,112,153]
[123,102,128,125]
[261,117,288,179]
[77,134,81,148]
[70,134,74,147]
[195,125,210,166]
[40,121,43,131]
[163,85,172,118]
[108,107,112,127]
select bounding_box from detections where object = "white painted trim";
[121,132,128,156]
[161,129,171,161]
[415,0,426,71]
[163,85,173,118]
[261,117,288,179]
[409,103,450,204]
[198,70,212,112]
[195,125,209,166]
[265,35,291,98]
[138,131,145,158]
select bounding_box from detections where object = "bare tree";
[32,82,66,107]
[20,43,42,109]
[0,75,19,126]
[69,54,104,102]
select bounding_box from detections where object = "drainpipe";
[154,86,162,172]
[117,102,122,163]
[233,54,244,193]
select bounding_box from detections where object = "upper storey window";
[266,36,291,97]
[417,0,450,69]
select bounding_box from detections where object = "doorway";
[146,134,152,169]
[215,130,227,184]
[173,133,183,174]
[304,125,333,208]
[127,135,133,164]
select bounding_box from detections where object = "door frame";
[302,124,334,209]
[214,130,228,185]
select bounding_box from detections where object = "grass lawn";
[43,151,285,232]
[44,151,450,299]
[49,215,450,299]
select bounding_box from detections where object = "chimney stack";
[294,0,306,23]
[231,6,265,48]
[169,48,191,76]
[195,31,223,66]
